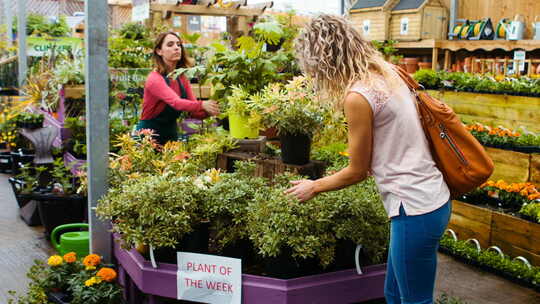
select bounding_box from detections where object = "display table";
[113,234,386,304]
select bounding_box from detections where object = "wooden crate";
[449,200,540,266]
[230,136,267,154]
[216,152,326,180]
[389,0,448,41]
[63,85,85,99]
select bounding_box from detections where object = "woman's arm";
[182,77,209,119]
[145,72,204,113]
[285,92,374,201]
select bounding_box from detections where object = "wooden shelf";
[395,39,540,52]
[151,3,266,17]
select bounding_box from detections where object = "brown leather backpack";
[395,66,494,197]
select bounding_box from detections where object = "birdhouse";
[349,0,400,41]
[389,0,448,41]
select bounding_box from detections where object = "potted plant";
[97,173,208,264]
[8,252,123,304]
[225,86,263,139]
[262,77,324,165]
[245,172,389,279]
[13,158,86,236]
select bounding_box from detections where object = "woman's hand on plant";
[202,100,220,116]
[285,179,317,202]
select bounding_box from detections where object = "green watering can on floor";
[51,223,90,257]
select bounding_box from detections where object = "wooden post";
[443,49,451,71]
[432,47,439,71]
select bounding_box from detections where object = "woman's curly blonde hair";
[295,14,400,105]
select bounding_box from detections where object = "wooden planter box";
[448,200,540,265]
[427,90,540,133]
[63,85,85,99]
[485,147,531,182]
[113,235,386,304]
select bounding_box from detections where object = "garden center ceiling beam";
[150,2,272,17]
[85,0,111,262]
[17,0,27,87]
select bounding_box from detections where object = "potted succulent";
[262,77,324,165]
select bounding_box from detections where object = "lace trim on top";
[350,86,391,115]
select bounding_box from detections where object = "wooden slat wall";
[390,13,422,41]
[441,0,540,39]
[350,11,388,41]
[350,11,387,41]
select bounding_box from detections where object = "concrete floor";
[1,173,539,304]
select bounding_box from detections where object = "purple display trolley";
[113,235,386,304]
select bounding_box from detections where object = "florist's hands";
[285,179,317,202]
[202,100,220,116]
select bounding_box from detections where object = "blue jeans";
[384,200,451,304]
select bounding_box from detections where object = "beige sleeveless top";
[350,76,450,217]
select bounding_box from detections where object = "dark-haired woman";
[136,31,220,145]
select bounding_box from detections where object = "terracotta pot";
[403,57,419,73]
[418,62,432,70]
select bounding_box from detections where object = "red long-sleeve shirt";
[140,71,207,120]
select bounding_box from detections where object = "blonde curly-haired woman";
[286,15,451,304]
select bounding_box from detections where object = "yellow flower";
[85,265,96,271]
[47,255,63,267]
[84,276,102,287]
[63,252,77,263]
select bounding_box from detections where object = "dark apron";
[135,75,188,145]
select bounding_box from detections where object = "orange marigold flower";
[489,130,497,135]
[528,193,540,201]
[520,190,529,197]
[83,254,101,267]
[63,252,77,263]
[96,267,117,282]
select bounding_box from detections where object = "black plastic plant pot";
[263,247,322,279]
[280,132,311,166]
[153,222,210,264]
[513,146,540,154]
[10,150,35,175]
[48,291,72,304]
[0,151,12,173]
[36,194,87,239]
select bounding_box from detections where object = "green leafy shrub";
[246,173,388,267]
[413,69,442,89]
[97,173,205,249]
